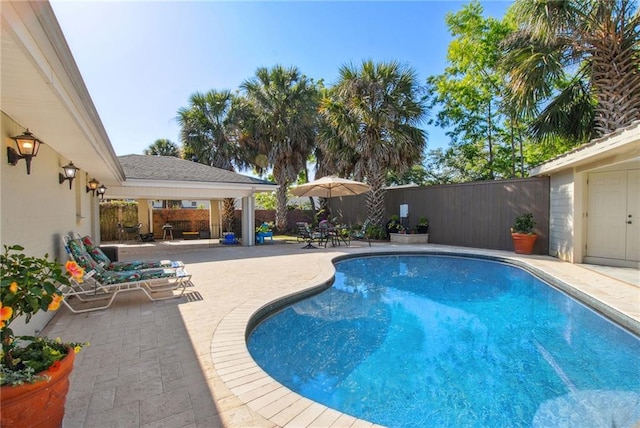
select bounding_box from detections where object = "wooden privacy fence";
[332,177,550,254]
[100,204,308,241]
[100,203,139,241]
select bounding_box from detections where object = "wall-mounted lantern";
[7,129,42,175]
[86,177,100,196]
[59,161,79,189]
[96,184,107,200]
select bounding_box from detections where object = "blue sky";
[51,1,512,159]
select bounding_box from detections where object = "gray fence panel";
[333,177,549,254]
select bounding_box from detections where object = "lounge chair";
[77,234,184,271]
[61,235,191,313]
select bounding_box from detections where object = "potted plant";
[511,213,538,254]
[416,216,429,234]
[1,245,87,427]
[386,215,402,235]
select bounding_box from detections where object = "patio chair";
[117,222,142,242]
[62,236,191,313]
[350,219,371,247]
[296,222,327,249]
[76,234,184,271]
[318,221,350,247]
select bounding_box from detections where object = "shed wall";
[548,170,575,262]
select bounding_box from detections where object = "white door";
[587,171,627,259]
[587,170,640,261]
[626,169,640,261]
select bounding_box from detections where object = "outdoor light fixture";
[86,177,100,195]
[7,129,42,175]
[59,161,79,189]
[96,184,107,200]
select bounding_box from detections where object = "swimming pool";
[247,255,640,427]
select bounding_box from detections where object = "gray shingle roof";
[118,155,274,186]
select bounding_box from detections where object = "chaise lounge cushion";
[66,237,178,284]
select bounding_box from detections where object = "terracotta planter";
[1,347,75,428]
[511,233,538,255]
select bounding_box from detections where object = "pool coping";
[211,248,639,427]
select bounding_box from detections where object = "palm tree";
[239,65,318,231]
[319,60,427,228]
[177,90,249,168]
[176,90,251,232]
[502,0,640,140]
[143,139,180,157]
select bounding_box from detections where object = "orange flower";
[47,294,64,311]
[9,282,18,294]
[65,260,84,283]
[0,303,12,321]
[0,303,13,328]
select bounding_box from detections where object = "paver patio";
[42,240,639,427]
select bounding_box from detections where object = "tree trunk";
[591,35,640,135]
[509,117,516,179]
[518,126,525,178]
[487,101,494,179]
[366,168,386,228]
[275,185,288,232]
[222,198,235,232]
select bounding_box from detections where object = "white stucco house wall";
[530,121,639,268]
[1,1,275,335]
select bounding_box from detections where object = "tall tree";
[426,1,518,181]
[177,90,248,169]
[319,60,427,228]
[502,0,640,140]
[239,65,318,231]
[177,90,250,232]
[143,138,180,157]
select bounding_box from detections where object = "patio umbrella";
[290,176,371,199]
[291,176,370,249]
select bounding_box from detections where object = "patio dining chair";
[296,222,327,249]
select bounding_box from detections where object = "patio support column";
[241,196,255,246]
[210,200,221,239]
[137,199,151,235]
[90,193,101,244]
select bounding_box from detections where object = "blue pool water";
[247,255,640,427]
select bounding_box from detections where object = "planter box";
[390,233,429,244]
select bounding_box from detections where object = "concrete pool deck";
[44,240,639,427]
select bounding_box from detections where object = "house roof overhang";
[530,121,640,176]
[2,2,277,201]
[1,1,125,183]
[109,155,278,200]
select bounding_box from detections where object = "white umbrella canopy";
[290,176,371,198]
